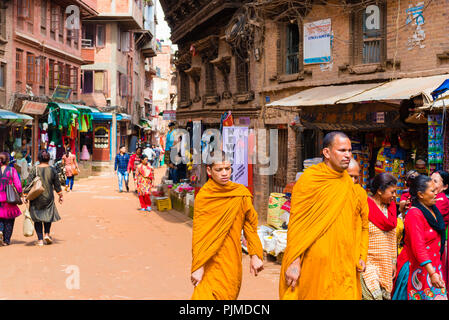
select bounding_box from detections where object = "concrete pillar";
[111,111,117,162]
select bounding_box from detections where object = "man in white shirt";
[143,144,156,164]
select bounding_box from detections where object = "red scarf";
[367,197,397,231]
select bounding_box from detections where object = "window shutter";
[276,23,284,75]
[350,9,363,65]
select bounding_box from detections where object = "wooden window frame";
[82,70,93,94]
[205,62,217,97]
[71,67,78,96]
[350,2,387,66]
[94,70,106,93]
[96,25,105,48]
[179,70,190,103]
[48,59,54,90]
[0,63,6,89]
[276,22,303,79]
[235,49,250,94]
[50,5,57,40]
[0,7,6,39]
[26,52,35,85]
[40,0,47,35]
[58,7,64,43]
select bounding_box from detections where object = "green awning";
[72,104,100,113]
[48,102,80,113]
[139,118,151,128]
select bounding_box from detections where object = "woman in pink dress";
[62,148,79,192]
[431,170,449,284]
[0,152,22,245]
[404,175,447,300]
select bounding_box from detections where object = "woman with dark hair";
[135,154,154,212]
[431,170,449,225]
[0,152,22,245]
[362,173,398,300]
[431,170,449,286]
[62,147,79,192]
[127,147,143,193]
[24,150,63,246]
[402,175,447,300]
[399,170,419,215]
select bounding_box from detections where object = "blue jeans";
[66,176,74,190]
[152,158,159,168]
[117,171,129,191]
[169,167,178,183]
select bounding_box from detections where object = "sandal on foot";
[44,236,53,245]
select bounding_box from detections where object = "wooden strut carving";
[184,67,201,103]
[211,56,232,100]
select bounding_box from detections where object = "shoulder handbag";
[23,205,34,237]
[25,166,45,201]
[5,167,22,205]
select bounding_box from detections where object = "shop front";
[91,112,132,162]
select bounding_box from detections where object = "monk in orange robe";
[347,158,369,299]
[280,131,361,300]
[191,155,264,300]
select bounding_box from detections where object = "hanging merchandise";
[428,114,444,172]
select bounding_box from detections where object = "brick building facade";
[161,0,449,221]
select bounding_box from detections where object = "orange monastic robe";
[279,162,360,300]
[191,179,264,300]
[354,184,369,299]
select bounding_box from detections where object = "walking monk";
[280,131,361,300]
[190,153,264,300]
[347,158,369,299]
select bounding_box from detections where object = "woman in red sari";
[404,175,447,300]
[135,154,154,212]
[431,170,449,284]
[362,173,398,300]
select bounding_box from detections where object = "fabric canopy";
[266,83,379,107]
[339,74,449,104]
[72,105,100,113]
[48,102,80,113]
[267,74,449,108]
[431,79,449,100]
[92,113,131,121]
[0,109,33,120]
[0,109,33,127]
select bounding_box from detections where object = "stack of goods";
[391,159,406,203]
[428,114,444,172]
[303,158,322,170]
[353,147,370,190]
[267,193,288,230]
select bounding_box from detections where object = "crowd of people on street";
[190,130,449,301]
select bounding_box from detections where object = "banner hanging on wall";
[304,18,332,64]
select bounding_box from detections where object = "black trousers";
[0,218,15,245]
[34,222,52,240]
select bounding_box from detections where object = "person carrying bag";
[0,152,23,246]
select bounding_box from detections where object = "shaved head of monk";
[347,158,361,184]
[206,151,232,186]
[322,131,352,172]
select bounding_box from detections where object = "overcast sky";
[155,1,172,44]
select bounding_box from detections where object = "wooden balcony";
[81,47,95,64]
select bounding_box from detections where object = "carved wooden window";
[277,22,303,76]
[180,70,190,102]
[351,2,386,65]
[0,63,5,88]
[205,62,216,97]
[235,50,249,94]
[50,5,57,40]
[71,67,78,98]
[58,7,64,43]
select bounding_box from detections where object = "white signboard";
[304,19,332,65]
[222,126,249,187]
